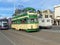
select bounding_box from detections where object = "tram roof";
[0,18,8,21]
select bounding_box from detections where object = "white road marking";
[0,31,16,45]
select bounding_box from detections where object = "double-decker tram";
[0,18,9,29]
[11,12,39,32]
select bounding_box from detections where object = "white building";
[37,10,54,28]
[37,9,54,18]
[54,5,60,25]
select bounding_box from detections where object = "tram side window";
[12,21,14,24]
[12,21,16,24]
[18,20,21,24]
[16,20,19,24]
[31,19,34,22]
[35,18,38,22]
[21,18,27,24]
[30,18,38,23]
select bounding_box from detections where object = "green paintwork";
[12,13,27,19]
[12,15,37,21]
[23,7,36,12]
[12,12,38,24]
[26,28,39,32]
[29,15,37,19]
[12,18,28,24]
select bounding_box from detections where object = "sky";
[0,0,60,18]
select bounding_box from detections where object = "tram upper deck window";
[29,10,36,13]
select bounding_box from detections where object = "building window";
[50,15,52,18]
[45,15,48,18]
[47,20,50,22]
[42,20,44,22]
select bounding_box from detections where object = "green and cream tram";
[11,12,39,32]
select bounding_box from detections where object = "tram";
[11,12,39,32]
[0,18,9,29]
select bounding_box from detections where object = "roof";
[54,4,60,8]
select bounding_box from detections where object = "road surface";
[0,28,60,45]
[0,30,13,45]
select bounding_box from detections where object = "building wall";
[54,6,60,19]
[37,9,54,25]
[38,9,54,19]
[54,5,60,25]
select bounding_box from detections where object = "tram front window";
[3,23,8,27]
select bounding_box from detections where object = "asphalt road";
[0,30,13,45]
[0,26,60,45]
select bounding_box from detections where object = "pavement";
[51,25,60,30]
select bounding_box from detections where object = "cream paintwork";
[11,24,38,30]
[27,12,37,15]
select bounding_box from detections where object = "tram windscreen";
[3,23,8,27]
